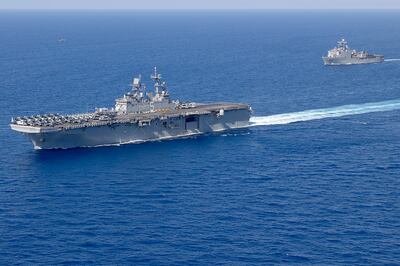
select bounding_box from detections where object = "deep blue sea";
[1,11,400,265]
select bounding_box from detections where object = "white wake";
[385,58,400,62]
[250,99,400,126]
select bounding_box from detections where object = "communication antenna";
[151,66,163,94]
[151,66,162,82]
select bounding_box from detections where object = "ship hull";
[322,55,384,65]
[17,108,251,149]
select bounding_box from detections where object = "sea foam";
[250,99,400,126]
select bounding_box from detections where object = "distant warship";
[11,68,251,149]
[322,39,384,65]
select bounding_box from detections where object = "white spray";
[250,99,400,126]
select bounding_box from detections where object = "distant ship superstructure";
[11,68,251,149]
[322,39,384,65]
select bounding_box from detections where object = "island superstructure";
[322,39,384,65]
[10,68,251,149]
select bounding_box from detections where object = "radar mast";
[151,66,168,95]
[131,74,142,92]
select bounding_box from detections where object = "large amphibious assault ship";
[322,39,384,65]
[11,68,251,149]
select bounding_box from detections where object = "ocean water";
[1,11,400,265]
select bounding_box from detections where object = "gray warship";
[322,39,384,65]
[10,68,251,149]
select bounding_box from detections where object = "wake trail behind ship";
[385,59,400,62]
[250,99,400,126]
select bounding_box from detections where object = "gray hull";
[10,69,253,150]
[19,108,250,149]
[322,55,384,65]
